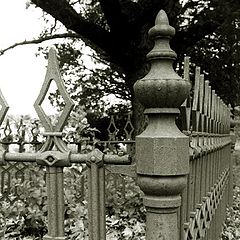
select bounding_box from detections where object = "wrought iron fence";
[0,114,134,205]
[0,9,234,240]
[180,58,232,240]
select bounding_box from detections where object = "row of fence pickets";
[181,57,231,134]
[0,53,232,239]
[0,57,232,207]
[0,113,134,148]
[184,168,229,239]
[0,57,231,150]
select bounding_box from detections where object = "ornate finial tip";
[47,46,59,65]
[149,9,175,38]
[156,10,169,25]
[49,46,57,52]
[48,46,57,57]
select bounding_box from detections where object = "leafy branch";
[0,33,81,56]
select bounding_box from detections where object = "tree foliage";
[42,41,131,112]
[184,3,240,107]
[1,0,240,126]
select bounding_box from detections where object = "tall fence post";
[134,10,191,240]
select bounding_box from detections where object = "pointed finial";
[148,10,175,39]
[34,46,74,133]
[48,46,57,57]
[134,9,191,112]
[47,46,59,69]
[156,10,169,24]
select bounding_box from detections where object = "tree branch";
[99,0,124,31]
[0,33,80,56]
[133,0,181,31]
[173,1,240,54]
[31,0,114,56]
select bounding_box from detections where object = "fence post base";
[138,175,187,239]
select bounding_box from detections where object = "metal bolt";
[90,156,96,162]
[47,156,55,162]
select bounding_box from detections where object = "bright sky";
[0,1,48,116]
[0,1,127,119]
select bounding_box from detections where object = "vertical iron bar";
[99,166,106,239]
[87,149,105,240]
[91,163,100,240]
[56,167,65,237]
[88,166,93,240]
[44,166,65,240]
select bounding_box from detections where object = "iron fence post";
[134,10,191,239]
[43,166,65,240]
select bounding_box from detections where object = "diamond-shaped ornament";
[124,113,134,140]
[34,47,74,132]
[0,88,9,126]
[107,115,119,141]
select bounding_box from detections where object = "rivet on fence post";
[134,10,191,240]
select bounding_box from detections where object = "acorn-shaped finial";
[134,10,191,112]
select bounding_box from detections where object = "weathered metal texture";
[180,57,232,239]
[124,112,134,141]
[134,10,191,240]
[0,150,130,165]
[44,166,65,240]
[87,149,105,240]
[0,108,135,204]
[134,10,191,176]
[33,48,115,240]
[104,113,136,179]
[107,115,119,141]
